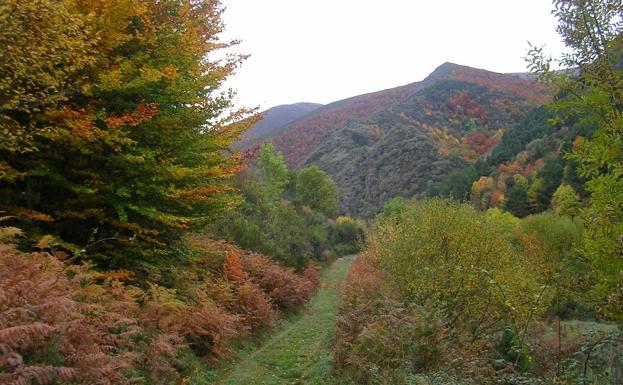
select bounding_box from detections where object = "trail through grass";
[216,255,354,385]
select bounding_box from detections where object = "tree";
[527,0,623,321]
[485,207,519,239]
[427,166,478,201]
[552,184,582,217]
[471,176,494,210]
[528,177,550,213]
[0,0,94,181]
[0,0,254,268]
[295,167,338,217]
[258,143,290,199]
[505,182,531,218]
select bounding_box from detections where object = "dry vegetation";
[0,233,319,385]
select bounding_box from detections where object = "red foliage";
[490,190,506,207]
[448,66,552,105]
[273,82,420,166]
[342,254,383,309]
[222,247,248,283]
[260,65,550,169]
[445,91,489,123]
[240,253,319,311]
[464,131,499,156]
[0,233,320,384]
[104,102,159,129]
[234,282,277,332]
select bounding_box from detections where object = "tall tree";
[0,0,254,268]
[258,143,290,199]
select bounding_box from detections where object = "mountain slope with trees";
[243,63,552,217]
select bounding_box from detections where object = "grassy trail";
[217,255,354,385]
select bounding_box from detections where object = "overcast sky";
[220,0,566,110]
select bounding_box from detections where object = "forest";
[0,0,622,385]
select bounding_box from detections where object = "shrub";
[368,199,545,339]
[328,216,366,256]
[240,252,318,311]
[0,231,320,384]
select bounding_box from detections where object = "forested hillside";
[241,63,552,216]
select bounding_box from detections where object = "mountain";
[236,102,322,149]
[243,63,552,217]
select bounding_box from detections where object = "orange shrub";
[234,282,277,332]
[241,252,319,311]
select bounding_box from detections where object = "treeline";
[0,1,358,384]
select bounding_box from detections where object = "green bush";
[368,198,545,339]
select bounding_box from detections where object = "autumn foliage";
[0,0,255,267]
[0,232,319,385]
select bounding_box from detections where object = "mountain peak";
[420,62,471,86]
[426,62,492,80]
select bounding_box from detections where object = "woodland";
[0,1,622,385]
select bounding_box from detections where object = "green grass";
[210,255,354,385]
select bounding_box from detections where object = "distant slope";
[236,102,322,149]
[248,63,552,217]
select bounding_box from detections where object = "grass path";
[217,255,355,385]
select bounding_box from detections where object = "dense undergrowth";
[334,199,622,385]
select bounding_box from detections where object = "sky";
[220,0,567,110]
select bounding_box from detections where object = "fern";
[0,227,22,243]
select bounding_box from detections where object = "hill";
[244,63,552,217]
[236,102,322,149]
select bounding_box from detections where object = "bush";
[328,216,366,256]
[0,243,133,385]
[240,253,319,311]
[368,199,545,339]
